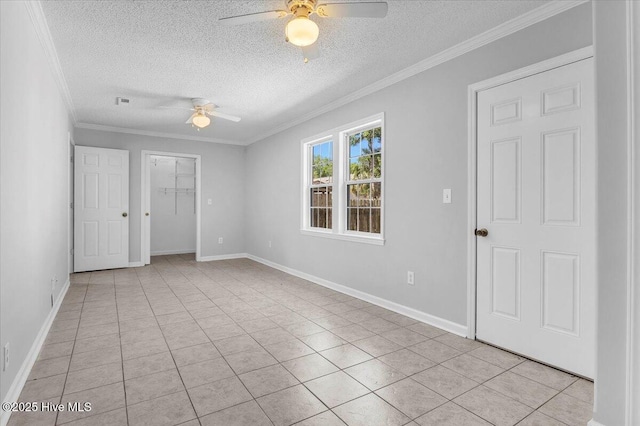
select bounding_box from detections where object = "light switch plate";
[443,189,452,204]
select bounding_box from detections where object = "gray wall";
[244,3,593,328]
[0,2,72,404]
[592,1,633,424]
[74,128,246,261]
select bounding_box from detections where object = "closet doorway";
[141,151,202,264]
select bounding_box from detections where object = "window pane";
[311,187,331,208]
[371,208,381,233]
[312,141,333,184]
[361,129,373,154]
[348,184,358,207]
[349,133,361,158]
[358,208,371,233]
[359,183,371,207]
[347,208,358,230]
[318,208,328,228]
[373,127,382,153]
[327,186,333,207]
[313,144,322,158]
[373,153,382,178]
[327,208,332,229]
[350,155,373,180]
[310,207,318,227]
[371,182,382,208]
[348,184,371,208]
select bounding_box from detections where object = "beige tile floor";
[8,254,594,426]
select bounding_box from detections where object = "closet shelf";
[159,187,195,194]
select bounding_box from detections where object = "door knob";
[122,212,128,218]
[145,212,149,216]
[475,228,488,237]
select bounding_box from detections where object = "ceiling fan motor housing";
[286,0,317,14]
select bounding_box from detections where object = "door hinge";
[70,202,73,209]
[70,156,74,163]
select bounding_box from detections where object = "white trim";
[626,1,639,424]
[23,2,77,124]
[141,151,202,265]
[68,132,74,275]
[247,0,589,145]
[247,254,468,336]
[76,123,244,146]
[588,421,606,426]
[128,261,144,267]
[0,279,70,426]
[150,249,196,256]
[466,46,594,339]
[198,253,248,262]
[300,229,385,246]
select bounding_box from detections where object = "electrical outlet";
[268,241,272,248]
[218,237,223,244]
[3,343,9,372]
[407,271,415,285]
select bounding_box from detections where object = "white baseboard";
[197,253,249,262]
[246,254,468,337]
[150,249,196,256]
[1,278,70,426]
[587,420,605,426]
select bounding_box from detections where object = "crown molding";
[75,123,246,146]
[247,0,589,145]
[24,1,77,124]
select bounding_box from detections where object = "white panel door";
[476,58,595,378]
[74,146,129,272]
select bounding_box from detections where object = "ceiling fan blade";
[201,103,217,112]
[302,43,320,62]
[185,113,197,124]
[207,110,241,122]
[219,10,289,26]
[316,2,388,18]
[159,105,195,112]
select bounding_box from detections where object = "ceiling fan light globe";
[192,114,210,128]
[285,16,319,47]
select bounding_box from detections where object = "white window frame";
[301,112,385,245]
[302,136,335,233]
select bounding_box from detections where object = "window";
[309,140,333,229]
[347,126,382,233]
[301,113,384,244]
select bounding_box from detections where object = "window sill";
[300,229,385,246]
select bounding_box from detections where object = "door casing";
[466,46,594,339]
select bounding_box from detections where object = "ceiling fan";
[219,0,389,62]
[161,98,241,130]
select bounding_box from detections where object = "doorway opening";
[141,151,202,265]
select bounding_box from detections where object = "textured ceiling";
[41,0,549,144]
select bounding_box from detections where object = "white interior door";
[476,58,595,378]
[74,146,129,272]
